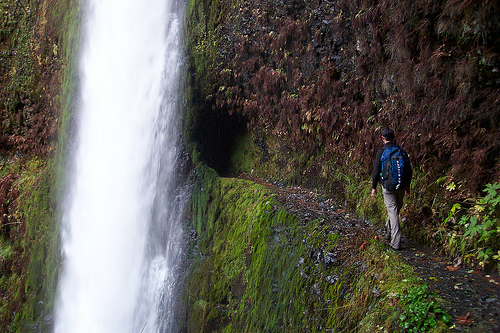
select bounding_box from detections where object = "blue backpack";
[380,146,410,191]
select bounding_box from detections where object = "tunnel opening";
[191,105,248,177]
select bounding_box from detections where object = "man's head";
[381,128,395,141]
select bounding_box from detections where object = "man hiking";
[371,128,412,250]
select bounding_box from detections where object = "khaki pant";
[382,188,405,249]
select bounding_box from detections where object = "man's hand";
[371,188,377,197]
[405,187,410,195]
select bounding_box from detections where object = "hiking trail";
[245,176,500,332]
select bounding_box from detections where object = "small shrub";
[446,182,500,270]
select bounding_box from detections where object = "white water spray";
[55,0,186,332]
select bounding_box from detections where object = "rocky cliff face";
[0,0,79,330]
[186,0,499,192]
[184,0,499,252]
[181,0,500,323]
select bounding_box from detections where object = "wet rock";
[325,275,338,285]
[322,251,338,268]
[312,283,321,295]
[310,249,323,264]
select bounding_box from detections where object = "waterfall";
[54,0,187,332]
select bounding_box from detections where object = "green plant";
[450,183,500,269]
[398,284,451,332]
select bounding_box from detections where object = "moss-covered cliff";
[0,0,80,330]
[184,164,452,332]
[184,0,500,267]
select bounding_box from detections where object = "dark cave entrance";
[192,106,248,177]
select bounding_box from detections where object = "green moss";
[14,0,81,329]
[183,0,238,167]
[342,172,386,223]
[14,158,59,330]
[184,0,228,95]
[53,0,82,173]
[185,166,451,331]
[0,0,81,330]
[187,167,343,331]
[228,132,257,175]
[0,158,55,331]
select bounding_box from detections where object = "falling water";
[54,0,187,332]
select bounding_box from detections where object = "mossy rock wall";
[0,0,81,330]
[187,165,341,331]
[184,164,449,332]
[183,0,500,262]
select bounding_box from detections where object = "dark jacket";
[372,142,412,190]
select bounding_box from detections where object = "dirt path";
[246,177,500,332]
[398,239,500,332]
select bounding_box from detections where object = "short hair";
[381,128,395,141]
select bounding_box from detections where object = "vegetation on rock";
[184,0,500,270]
[0,0,80,330]
[185,163,451,332]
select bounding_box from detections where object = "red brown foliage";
[200,0,500,198]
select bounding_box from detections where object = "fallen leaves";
[467,269,480,274]
[445,265,460,271]
[456,313,474,325]
[481,276,500,285]
[358,241,368,251]
[484,275,500,285]
[388,297,399,307]
[444,257,463,271]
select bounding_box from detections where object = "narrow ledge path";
[243,176,500,333]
